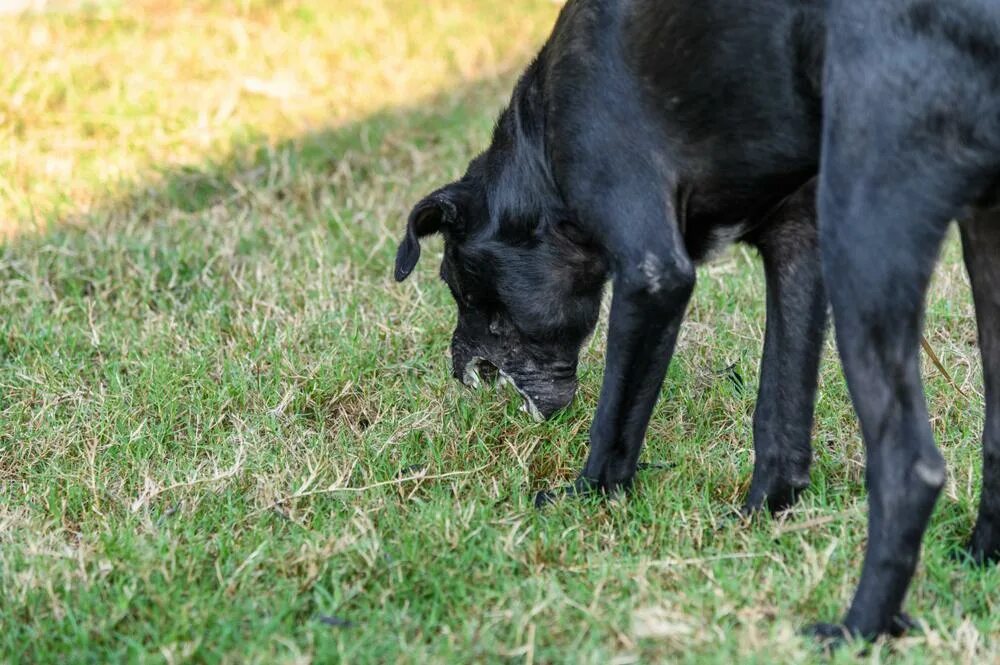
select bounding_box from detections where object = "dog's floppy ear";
[394,185,462,282]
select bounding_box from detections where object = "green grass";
[1,1,998,662]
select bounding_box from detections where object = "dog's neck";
[483,57,567,237]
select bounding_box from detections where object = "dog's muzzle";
[454,353,576,422]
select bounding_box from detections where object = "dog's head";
[395,138,608,420]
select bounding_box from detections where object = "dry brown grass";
[2,1,998,662]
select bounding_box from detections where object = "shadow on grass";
[0,67,514,257]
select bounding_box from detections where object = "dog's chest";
[675,184,772,263]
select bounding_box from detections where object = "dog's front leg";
[536,193,695,505]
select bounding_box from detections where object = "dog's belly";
[677,169,816,263]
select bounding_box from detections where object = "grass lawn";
[2,1,998,662]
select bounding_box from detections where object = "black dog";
[398,0,827,510]
[394,0,999,641]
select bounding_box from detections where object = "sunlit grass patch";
[2,1,998,662]
[0,0,553,232]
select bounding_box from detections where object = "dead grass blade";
[922,334,969,398]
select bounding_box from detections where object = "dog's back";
[543,0,827,259]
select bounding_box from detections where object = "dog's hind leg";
[813,159,956,640]
[806,68,982,637]
[743,180,827,514]
[960,211,1000,564]
[805,0,1000,638]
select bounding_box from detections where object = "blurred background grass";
[0,0,553,233]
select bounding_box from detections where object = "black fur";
[395,0,1000,642]
[808,0,1000,643]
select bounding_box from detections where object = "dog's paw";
[534,461,668,509]
[887,612,919,637]
[533,486,569,508]
[804,613,917,649]
[736,499,769,521]
[803,622,853,651]
[534,472,644,509]
[743,475,808,516]
[534,476,599,509]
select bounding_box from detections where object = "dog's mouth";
[461,356,546,422]
[461,356,499,390]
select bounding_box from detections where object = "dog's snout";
[459,356,499,389]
